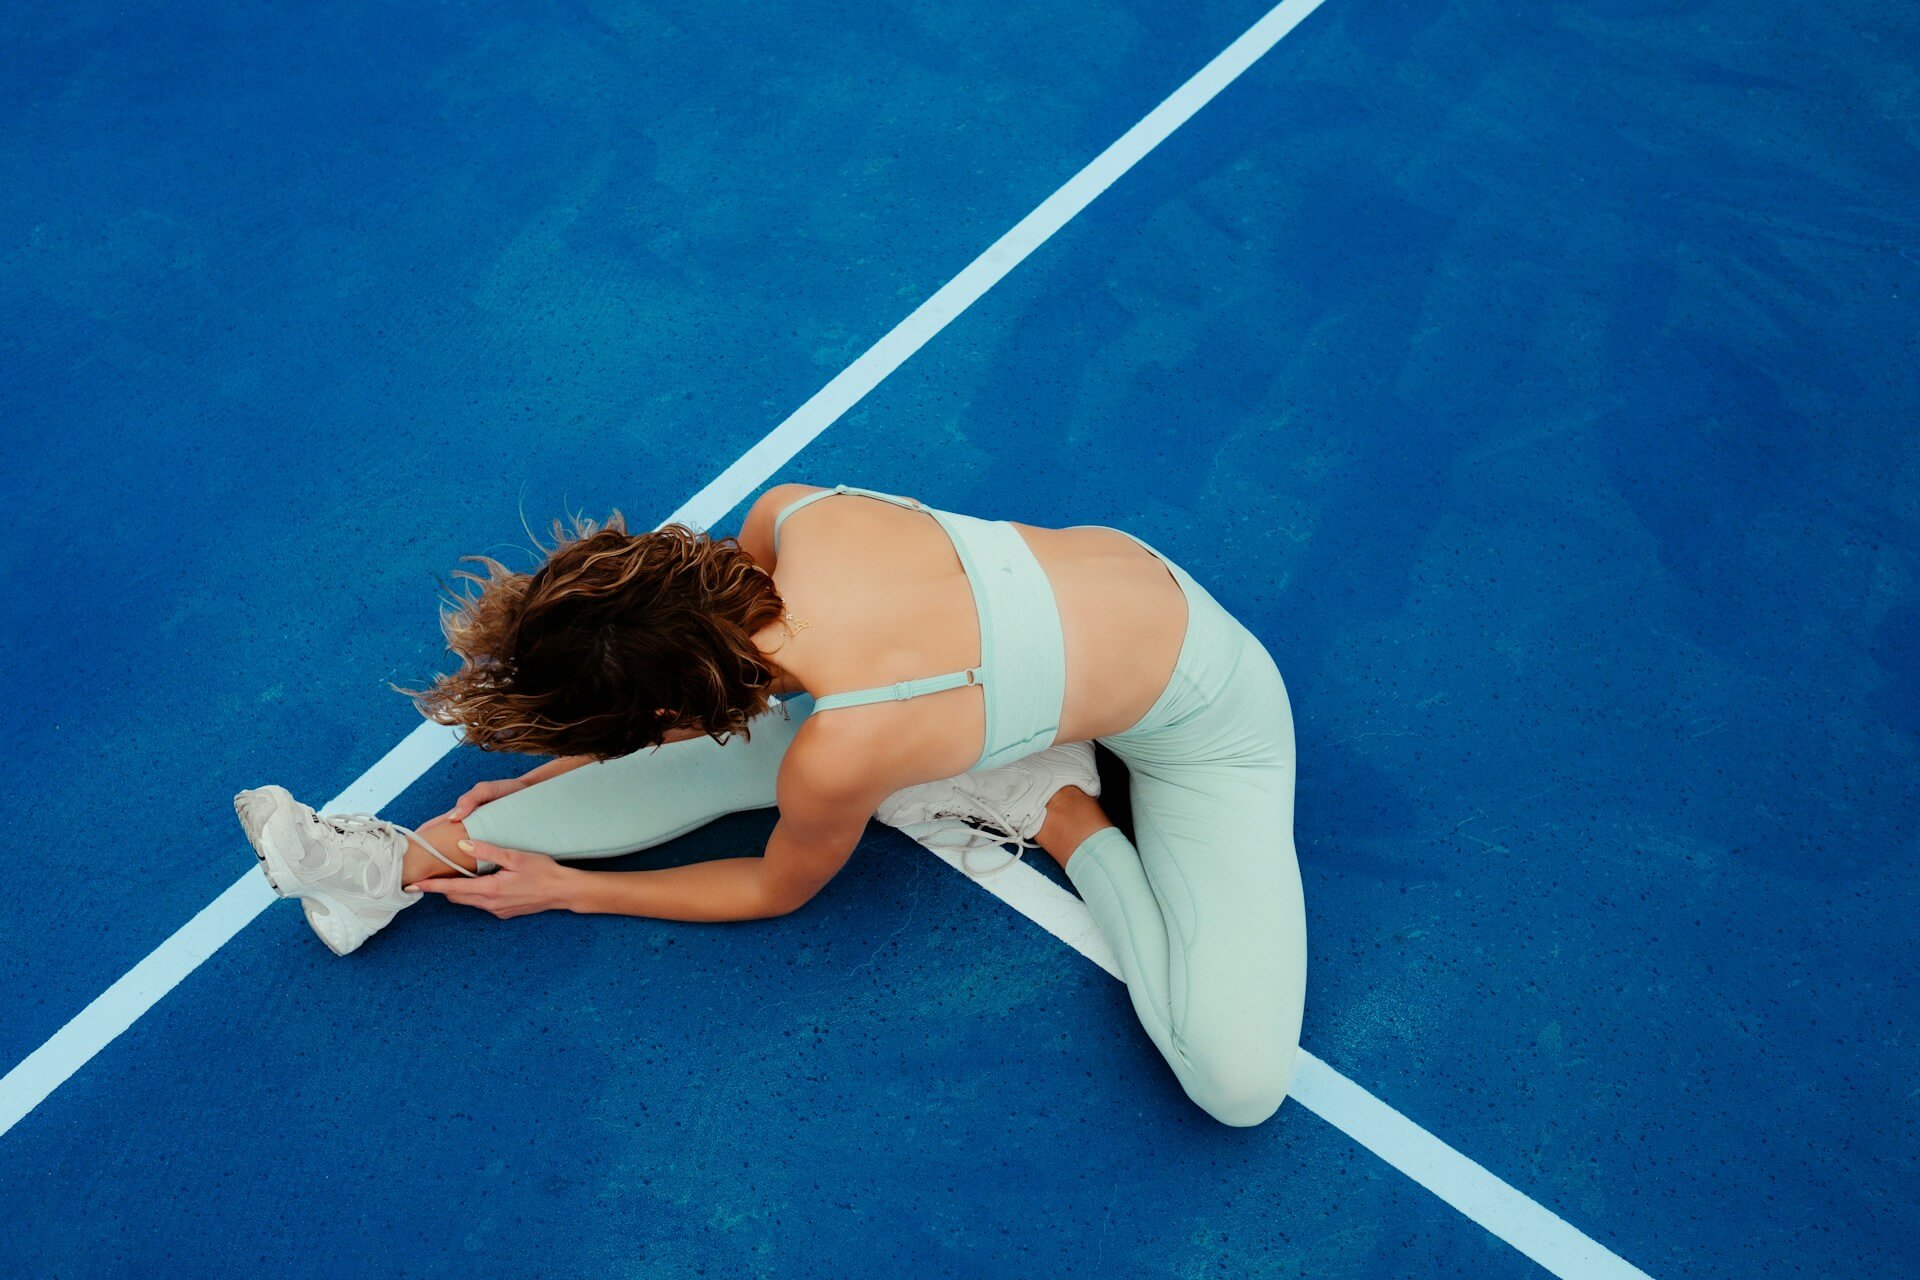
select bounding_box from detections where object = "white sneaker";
[233,784,476,956]
[875,741,1101,878]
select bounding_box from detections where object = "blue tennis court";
[3,0,1915,1275]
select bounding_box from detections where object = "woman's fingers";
[411,840,558,918]
[450,795,488,821]
[412,871,530,919]
[460,838,519,868]
[450,778,523,822]
[413,875,494,905]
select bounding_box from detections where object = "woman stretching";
[234,484,1306,1126]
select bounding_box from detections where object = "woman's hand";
[424,777,531,829]
[411,841,580,919]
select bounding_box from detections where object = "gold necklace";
[780,610,812,640]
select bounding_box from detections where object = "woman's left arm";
[415,846,794,921]
[570,853,834,922]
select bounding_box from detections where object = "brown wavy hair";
[400,513,786,759]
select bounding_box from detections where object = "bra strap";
[811,666,983,711]
[770,487,839,554]
[771,484,927,553]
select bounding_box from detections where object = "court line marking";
[674,0,1329,526]
[0,4,1660,1277]
[925,845,1656,1280]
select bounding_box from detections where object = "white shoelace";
[921,797,1037,879]
[319,812,480,878]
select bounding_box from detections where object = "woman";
[235,484,1306,1125]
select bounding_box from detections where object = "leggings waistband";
[1101,531,1276,761]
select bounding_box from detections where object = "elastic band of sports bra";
[812,666,983,711]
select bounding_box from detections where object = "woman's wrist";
[561,866,599,914]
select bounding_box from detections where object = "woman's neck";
[749,622,809,700]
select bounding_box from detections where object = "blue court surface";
[3,0,1916,1275]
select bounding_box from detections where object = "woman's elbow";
[756,875,825,919]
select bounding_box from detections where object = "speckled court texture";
[2,0,1916,1276]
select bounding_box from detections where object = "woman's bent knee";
[1179,1046,1295,1127]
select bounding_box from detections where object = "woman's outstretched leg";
[452,697,808,861]
[236,699,811,955]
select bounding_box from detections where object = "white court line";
[0,720,463,1138]
[924,845,1656,1280]
[671,0,1332,527]
[0,4,1659,1277]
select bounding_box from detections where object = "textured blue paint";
[2,0,1917,1276]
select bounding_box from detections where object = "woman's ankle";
[403,818,477,885]
[1036,786,1115,872]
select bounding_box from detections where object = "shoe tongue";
[323,814,409,877]
[380,823,412,862]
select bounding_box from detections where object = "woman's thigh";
[1104,613,1306,1080]
[1125,758,1307,1072]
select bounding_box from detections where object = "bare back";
[740,485,1189,793]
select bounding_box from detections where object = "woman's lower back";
[1013,520,1193,744]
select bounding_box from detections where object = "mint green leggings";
[463,558,1305,1127]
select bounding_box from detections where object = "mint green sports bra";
[767,484,1066,771]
